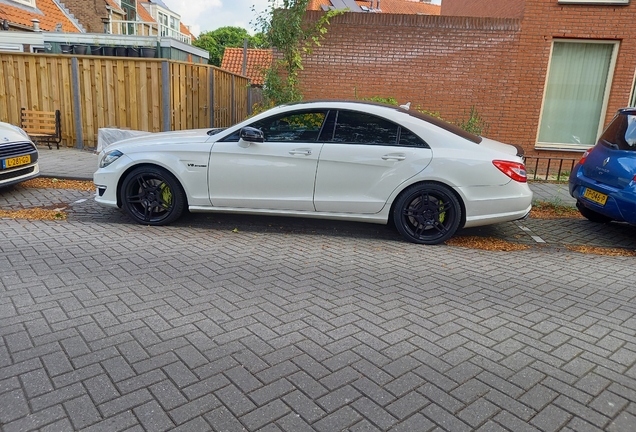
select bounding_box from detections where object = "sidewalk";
[36,146,577,206]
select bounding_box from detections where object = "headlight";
[99,150,123,168]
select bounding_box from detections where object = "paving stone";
[352,397,398,430]
[457,397,500,428]
[2,188,636,432]
[312,406,362,432]
[530,404,573,432]
[204,406,247,432]
[386,391,429,419]
[215,384,257,417]
[240,400,290,431]
[0,388,30,424]
[149,380,189,410]
[316,384,361,413]
[64,394,102,429]
[169,394,220,425]
[607,411,636,432]
[134,400,175,432]
[519,384,558,411]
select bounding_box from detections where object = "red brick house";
[0,0,82,32]
[297,0,636,159]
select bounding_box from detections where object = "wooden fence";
[0,52,250,148]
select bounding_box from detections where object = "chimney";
[31,18,40,32]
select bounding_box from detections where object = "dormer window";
[12,0,36,7]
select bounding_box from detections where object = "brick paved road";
[1,186,635,431]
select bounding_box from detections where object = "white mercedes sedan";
[94,101,532,245]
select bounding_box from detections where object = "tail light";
[578,148,592,165]
[493,160,527,183]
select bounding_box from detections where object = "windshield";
[599,112,636,151]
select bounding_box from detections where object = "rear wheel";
[393,183,462,245]
[121,166,185,225]
[576,200,612,223]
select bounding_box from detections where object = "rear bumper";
[569,169,636,225]
[458,180,533,228]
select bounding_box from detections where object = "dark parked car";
[569,108,636,224]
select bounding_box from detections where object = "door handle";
[382,154,406,161]
[289,149,312,156]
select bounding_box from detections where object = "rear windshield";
[599,112,636,151]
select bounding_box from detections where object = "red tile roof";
[308,0,441,15]
[180,22,195,40]
[0,0,81,32]
[135,0,156,23]
[221,48,273,86]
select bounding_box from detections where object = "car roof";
[282,100,482,144]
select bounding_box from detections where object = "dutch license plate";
[2,155,31,170]
[583,187,608,206]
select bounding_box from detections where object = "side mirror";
[238,127,264,147]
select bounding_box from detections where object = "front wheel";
[576,200,612,223]
[120,166,185,225]
[393,183,462,245]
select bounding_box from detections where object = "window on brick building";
[537,40,618,151]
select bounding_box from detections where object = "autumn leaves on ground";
[3,179,633,256]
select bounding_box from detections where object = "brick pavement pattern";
[0,186,635,431]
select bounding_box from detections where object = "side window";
[332,111,398,145]
[399,127,429,148]
[219,110,327,143]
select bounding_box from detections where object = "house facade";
[297,0,636,158]
[0,0,205,61]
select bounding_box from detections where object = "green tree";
[253,0,342,107]
[193,26,270,67]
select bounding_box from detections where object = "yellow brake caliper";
[159,183,173,209]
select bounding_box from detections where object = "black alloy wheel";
[121,166,185,225]
[393,183,462,244]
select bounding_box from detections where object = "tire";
[576,200,612,223]
[393,183,462,245]
[120,166,186,225]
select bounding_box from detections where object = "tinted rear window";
[599,112,636,151]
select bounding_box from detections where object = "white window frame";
[558,0,629,4]
[535,39,620,152]
[12,0,36,7]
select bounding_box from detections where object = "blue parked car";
[569,108,636,224]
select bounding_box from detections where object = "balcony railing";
[109,20,192,44]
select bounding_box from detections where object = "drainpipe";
[242,38,248,77]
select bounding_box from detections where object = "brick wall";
[61,0,109,33]
[440,0,525,18]
[299,12,525,148]
[299,0,636,158]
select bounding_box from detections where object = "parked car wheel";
[393,183,462,245]
[121,166,185,225]
[576,200,612,223]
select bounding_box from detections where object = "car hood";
[109,129,211,150]
[0,122,31,143]
[478,137,523,158]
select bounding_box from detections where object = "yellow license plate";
[2,155,31,169]
[583,187,608,206]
